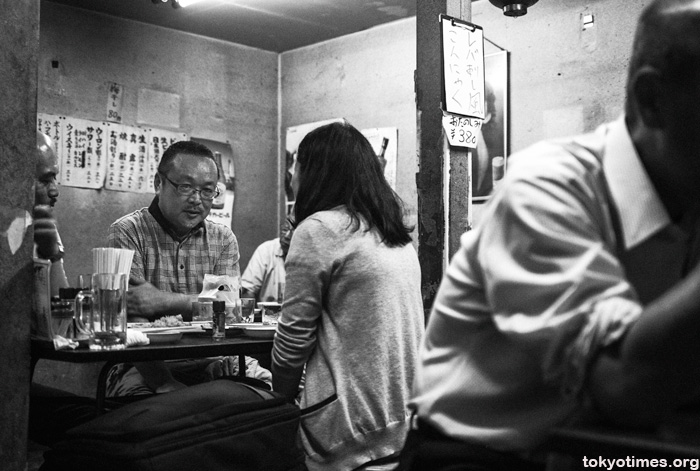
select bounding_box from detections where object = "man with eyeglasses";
[106,140,244,395]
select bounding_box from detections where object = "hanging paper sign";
[145,128,188,193]
[440,14,485,119]
[105,124,150,193]
[60,118,109,189]
[442,113,482,148]
[106,82,124,124]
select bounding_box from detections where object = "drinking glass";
[76,273,127,350]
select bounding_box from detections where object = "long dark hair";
[293,121,412,247]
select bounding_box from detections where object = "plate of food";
[146,330,183,344]
[243,325,277,339]
[129,315,204,334]
[257,303,281,325]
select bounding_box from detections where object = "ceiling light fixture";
[171,0,207,8]
[488,0,539,17]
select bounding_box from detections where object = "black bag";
[40,379,305,471]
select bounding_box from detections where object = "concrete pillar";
[416,0,471,317]
[0,1,39,469]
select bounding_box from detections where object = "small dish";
[257,302,282,311]
[243,325,276,339]
[146,330,183,344]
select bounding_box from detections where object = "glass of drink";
[75,273,128,350]
[240,298,256,323]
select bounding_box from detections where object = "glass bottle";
[212,300,226,340]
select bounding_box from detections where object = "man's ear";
[154,172,162,194]
[631,66,665,129]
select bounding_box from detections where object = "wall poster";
[191,137,236,228]
[360,127,398,190]
[284,120,399,218]
[472,50,509,201]
[284,118,345,217]
[37,113,187,192]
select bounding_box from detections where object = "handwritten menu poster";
[37,114,65,176]
[440,15,485,119]
[146,128,188,193]
[37,113,187,192]
[61,117,108,189]
[104,124,150,193]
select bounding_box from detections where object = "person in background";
[272,122,424,471]
[109,140,239,322]
[30,131,95,446]
[107,140,269,396]
[33,130,69,296]
[402,1,700,469]
[240,218,293,303]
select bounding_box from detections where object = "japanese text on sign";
[442,114,482,149]
[107,82,123,124]
[441,15,485,119]
[37,113,187,192]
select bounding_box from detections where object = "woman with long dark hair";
[272,121,424,471]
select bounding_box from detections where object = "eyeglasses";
[159,173,220,200]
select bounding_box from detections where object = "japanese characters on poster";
[105,124,150,193]
[440,15,485,119]
[62,117,108,189]
[37,113,187,193]
[146,128,189,191]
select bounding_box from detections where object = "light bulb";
[176,0,206,7]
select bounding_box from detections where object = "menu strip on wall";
[37,113,187,193]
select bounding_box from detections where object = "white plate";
[146,330,183,344]
[243,325,277,339]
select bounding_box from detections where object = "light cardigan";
[272,207,424,471]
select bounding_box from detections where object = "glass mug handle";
[74,290,94,338]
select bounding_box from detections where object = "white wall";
[280,18,419,236]
[39,1,280,283]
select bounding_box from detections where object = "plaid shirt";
[107,197,239,295]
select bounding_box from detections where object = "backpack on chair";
[40,379,305,471]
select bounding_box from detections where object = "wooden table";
[31,331,274,411]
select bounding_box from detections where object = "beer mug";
[76,273,127,350]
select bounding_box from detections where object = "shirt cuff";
[561,296,642,398]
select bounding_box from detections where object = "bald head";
[35,131,59,207]
[628,0,700,91]
[623,0,700,220]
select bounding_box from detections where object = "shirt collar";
[602,116,671,250]
[148,196,205,242]
[273,238,285,258]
